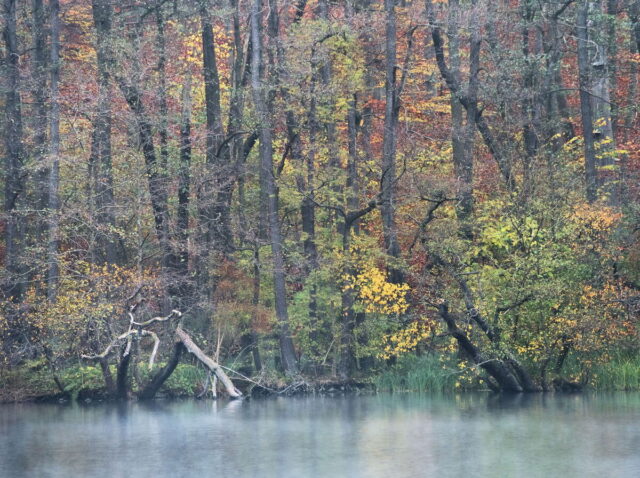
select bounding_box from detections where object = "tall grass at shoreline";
[590,356,640,391]
[374,354,456,393]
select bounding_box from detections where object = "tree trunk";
[200,2,234,259]
[577,1,598,203]
[251,0,298,374]
[155,4,169,173]
[175,327,242,398]
[447,0,474,225]
[428,0,514,191]
[3,0,26,301]
[176,75,192,305]
[138,341,184,400]
[381,0,403,284]
[116,347,132,400]
[251,246,263,372]
[90,0,119,265]
[338,202,378,379]
[31,0,49,237]
[47,0,61,300]
[118,77,176,270]
[438,303,523,392]
[590,0,616,200]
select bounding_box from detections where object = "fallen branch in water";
[176,326,242,398]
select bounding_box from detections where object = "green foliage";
[374,354,457,393]
[590,356,640,391]
[153,364,208,396]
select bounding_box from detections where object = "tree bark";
[3,0,26,301]
[47,0,61,300]
[381,0,403,284]
[338,201,378,379]
[138,341,184,400]
[447,0,474,225]
[176,327,242,398]
[427,0,515,191]
[116,346,132,400]
[200,2,234,259]
[577,1,599,203]
[438,303,523,392]
[176,75,192,304]
[90,0,119,265]
[251,0,299,374]
[31,0,49,234]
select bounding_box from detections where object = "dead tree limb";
[176,326,242,398]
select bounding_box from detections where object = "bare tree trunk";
[90,0,119,265]
[176,75,192,304]
[250,246,263,372]
[47,0,61,300]
[301,78,319,337]
[625,2,639,144]
[200,2,234,260]
[154,3,169,173]
[541,3,575,151]
[251,0,298,374]
[381,0,403,284]
[115,16,176,287]
[577,1,598,203]
[31,0,49,236]
[338,201,378,379]
[98,357,115,395]
[606,0,619,137]
[176,327,242,398]
[118,77,176,274]
[519,1,543,204]
[447,0,474,226]
[3,0,26,301]
[590,0,616,199]
[317,0,340,177]
[428,0,514,191]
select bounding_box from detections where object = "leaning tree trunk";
[138,341,184,400]
[85,309,242,400]
[176,327,242,398]
[438,303,523,392]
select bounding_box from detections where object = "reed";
[374,354,456,393]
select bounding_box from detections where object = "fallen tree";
[83,307,242,400]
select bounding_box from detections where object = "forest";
[1,0,640,401]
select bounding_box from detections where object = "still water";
[1,393,639,478]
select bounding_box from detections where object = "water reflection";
[1,393,639,477]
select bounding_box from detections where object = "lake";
[1,393,639,477]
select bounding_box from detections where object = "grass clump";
[374,354,456,393]
[590,356,640,391]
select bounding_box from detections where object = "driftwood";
[176,326,242,398]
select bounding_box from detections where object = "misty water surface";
[1,393,639,477]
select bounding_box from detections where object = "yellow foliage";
[343,266,410,315]
[378,320,431,360]
[23,261,158,357]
